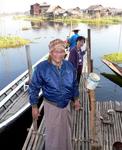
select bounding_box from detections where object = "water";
[0,107,32,150]
[0,16,122,101]
[0,96,43,150]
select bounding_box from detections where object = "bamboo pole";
[86,29,99,149]
[22,103,44,150]
[81,77,85,150]
[87,29,91,74]
[32,119,45,150]
[25,45,32,83]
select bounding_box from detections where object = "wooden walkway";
[95,101,122,150]
[22,74,91,150]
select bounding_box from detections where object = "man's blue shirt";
[29,60,79,108]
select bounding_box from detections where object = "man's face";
[77,40,85,48]
[50,49,65,64]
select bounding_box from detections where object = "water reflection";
[87,24,109,31]
[31,21,73,31]
[31,22,41,29]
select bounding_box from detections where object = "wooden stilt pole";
[87,29,95,143]
[25,45,32,83]
[87,29,101,149]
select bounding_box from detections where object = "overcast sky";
[1,0,122,13]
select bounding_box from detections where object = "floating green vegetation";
[101,73,122,87]
[22,27,30,30]
[51,16,122,25]
[0,36,31,48]
[31,25,41,29]
[14,15,122,25]
[24,16,43,22]
[14,15,43,22]
[103,52,122,63]
[80,17,122,25]
[49,18,80,25]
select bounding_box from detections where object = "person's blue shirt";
[68,33,79,50]
[28,60,79,108]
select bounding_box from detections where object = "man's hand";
[32,106,40,120]
[73,99,81,111]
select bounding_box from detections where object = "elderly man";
[29,39,80,150]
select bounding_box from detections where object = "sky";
[0,0,122,13]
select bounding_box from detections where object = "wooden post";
[87,29,91,73]
[25,45,32,83]
[87,29,96,146]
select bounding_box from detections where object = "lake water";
[0,16,122,101]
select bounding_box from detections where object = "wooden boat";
[0,54,48,132]
[101,58,122,77]
[101,73,122,87]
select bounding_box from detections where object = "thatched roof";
[67,7,82,16]
[40,2,50,7]
[46,5,65,14]
[31,3,40,7]
[86,5,104,11]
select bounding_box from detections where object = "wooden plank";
[32,119,45,150]
[95,101,122,150]
[72,108,77,149]
[78,108,82,150]
[22,103,44,150]
[108,101,113,150]
[36,124,45,150]
[22,124,34,150]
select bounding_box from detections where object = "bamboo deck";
[95,101,122,150]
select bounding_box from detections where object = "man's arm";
[28,66,43,119]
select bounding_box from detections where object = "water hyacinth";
[22,27,30,30]
[103,52,122,63]
[0,36,31,48]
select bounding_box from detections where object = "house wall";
[30,4,41,16]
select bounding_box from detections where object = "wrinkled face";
[50,48,66,64]
[77,40,85,49]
